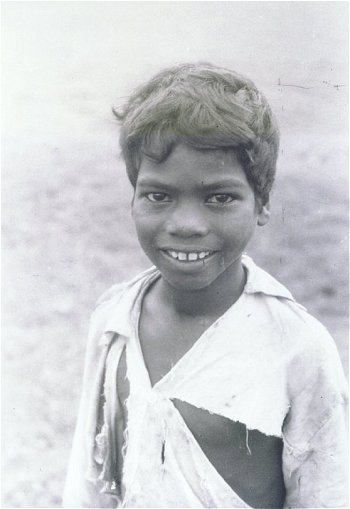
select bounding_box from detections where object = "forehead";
[137,143,248,187]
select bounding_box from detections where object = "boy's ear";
[257,201,270,226]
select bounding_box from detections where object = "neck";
[156,259,246,318]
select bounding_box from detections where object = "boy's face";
[132,143,269,292]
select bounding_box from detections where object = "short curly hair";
[113,62,279,205]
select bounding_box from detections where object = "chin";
[161,270,225,293]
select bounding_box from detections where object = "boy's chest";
[138,309,213,385]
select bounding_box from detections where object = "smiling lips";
[164,250,214,262]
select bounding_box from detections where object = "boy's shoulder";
[88,266,159,340]
[242,256,341,361]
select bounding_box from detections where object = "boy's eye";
[146,192,171,202]
[206,194,235,204]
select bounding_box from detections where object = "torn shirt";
[63,256,348,508]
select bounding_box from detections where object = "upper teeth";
[166,250,211,261]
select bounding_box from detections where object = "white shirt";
[63,256,348,508]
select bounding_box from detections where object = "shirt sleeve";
[62,294,124,508]
[282,327,348,508]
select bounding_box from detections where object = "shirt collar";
[241,255,295,301]
[100,267,160,341]
[100,255,295,340]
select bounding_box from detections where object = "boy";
[63,63,348,508]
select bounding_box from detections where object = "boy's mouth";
[162,249,214,262]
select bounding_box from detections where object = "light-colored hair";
[113,62,279,205]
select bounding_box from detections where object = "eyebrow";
[137,177,246,190]
[136,179,177,192]
[199,179,247,191]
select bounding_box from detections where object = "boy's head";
[114,62,279,206]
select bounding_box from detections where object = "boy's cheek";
[132,215,155,246]
[135,234,159,265]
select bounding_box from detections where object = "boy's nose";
[165,203,209,237]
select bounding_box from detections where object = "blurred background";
[2,2,348,507]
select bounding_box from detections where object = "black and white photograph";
[2,1,348,507]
